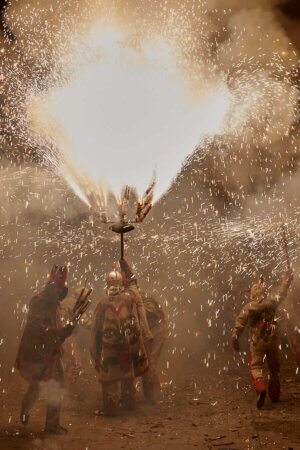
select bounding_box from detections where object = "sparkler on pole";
[91,181,155,259]
[281,223,291,270]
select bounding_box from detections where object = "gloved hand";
[59,324,74,341]
[284,269,294,282]
[231,337,240,352]
[119,259,134,280]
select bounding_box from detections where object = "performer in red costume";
[232,270,293,409]
[15,265,74,434]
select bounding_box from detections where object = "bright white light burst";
[27,23,231,208]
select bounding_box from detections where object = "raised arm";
[262,269,293,310]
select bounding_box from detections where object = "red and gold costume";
[90,260,150,416]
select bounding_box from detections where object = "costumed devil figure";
[90,259,154,416]
[15,265,74,434]
[231,269,294,409]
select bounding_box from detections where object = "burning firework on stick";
[136,181,155,223]
[91,181,155,259]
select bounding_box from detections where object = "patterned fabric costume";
[141,293,168,399]
[232,275,292,405]
[90,277,150,415]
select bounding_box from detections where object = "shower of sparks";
[24,23,231,209]
[0,0,299,379]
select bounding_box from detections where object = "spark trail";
[0,0,299,375]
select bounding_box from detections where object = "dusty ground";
[0,353,299,450]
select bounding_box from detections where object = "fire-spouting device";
[91,182,155,259]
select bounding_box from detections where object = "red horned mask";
[49,265,68,286]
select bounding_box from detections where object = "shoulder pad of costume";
[240,302,250,312]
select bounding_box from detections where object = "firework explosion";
[0,0,299,378]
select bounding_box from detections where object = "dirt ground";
[0,353,299,450]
